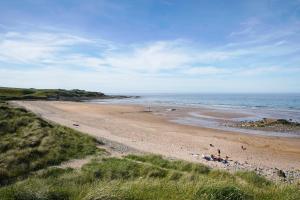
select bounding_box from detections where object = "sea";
[90,93,300,137]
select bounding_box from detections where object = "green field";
[0,102,299,200]
[0,87,105,101]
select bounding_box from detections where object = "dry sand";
[13,101,300,180]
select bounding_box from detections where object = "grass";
[125,154,210,174]
[0,87,105,101]
[0,102,100,185]
[0,155,299,200]
[0,101,299,200]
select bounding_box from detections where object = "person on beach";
[202,154,211,161]
[211,154,216,161]
[223,156,229,164]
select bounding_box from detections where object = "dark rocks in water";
[268,119,299,126]
[233,118,300,133]
[276,119,296,125]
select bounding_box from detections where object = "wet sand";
[13,101,300,180]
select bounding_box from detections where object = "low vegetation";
[0,102,100,185]
[0,87,105,101]
[125,154,210,174]
[0,155,299,200]
[0,102,299,200]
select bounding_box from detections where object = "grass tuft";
[235,171,270,187]
[195,185,253,200]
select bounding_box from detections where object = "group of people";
[202,144,248,164]
[202,148,229,164]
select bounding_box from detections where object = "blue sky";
[0,0,300,93]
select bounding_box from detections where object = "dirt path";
[58,139,143,169]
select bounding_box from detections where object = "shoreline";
[12,100,300,182]
[89,97,300,137]
[106,102,300,138]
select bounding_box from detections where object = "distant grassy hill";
[0,102,100,185]
[0,87,105,101]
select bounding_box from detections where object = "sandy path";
[13,101,300,172]
[58,144,132,169]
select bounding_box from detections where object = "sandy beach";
[13,100,300,181]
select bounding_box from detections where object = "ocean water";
[130,93,300,109]
[97,93,300,120]
[91,93,300,137]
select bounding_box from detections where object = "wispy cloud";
[0,23,299,93]
[0,31,95,64]
[230,17,261,37]
[182,66,229,76]
[0,29,299,74]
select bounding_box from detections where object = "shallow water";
[90,93,300,137]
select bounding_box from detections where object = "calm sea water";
[133,93,300,109]
[99,93,300,120]
[91,93,300,137]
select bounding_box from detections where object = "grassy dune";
[0,102,100,185]
[0,102,299,200]
[0,155,299,200]
[0,87,105,101]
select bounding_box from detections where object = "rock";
[277,170,286,178]
[167,108,176,111]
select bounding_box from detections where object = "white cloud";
[0,31,96,64]
[0,31,250,74]
[0,27,299,89]
[87,41,239,73]
[0,35,235,73]
[102,41,192,72]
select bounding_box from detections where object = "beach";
[13,100,300,181]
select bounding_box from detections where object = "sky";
[0,0,300,94]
